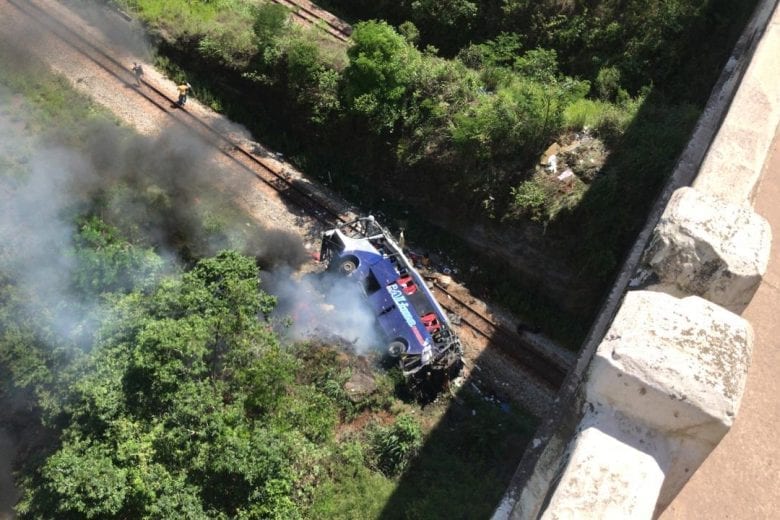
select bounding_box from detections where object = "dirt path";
[660,123,780,518]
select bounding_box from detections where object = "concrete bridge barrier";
[494,1,780,518]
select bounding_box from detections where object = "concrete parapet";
[643,187,771,313]
[542,407,667,520]
[694,5,780,205]
[541,292,753,518]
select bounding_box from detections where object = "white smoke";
[264,268,384,354]
[66,0,154,62]
[0,97,104,342]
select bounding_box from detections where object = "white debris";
[556,168,574,181]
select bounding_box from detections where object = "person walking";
[131,62,144,86]
[176,82,191,106]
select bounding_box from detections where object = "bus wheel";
[388,341,407,357]
[339,259,357,274]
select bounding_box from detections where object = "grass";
[563,97,639,135]
[120,0,254,32]
[0,38,115,141]
[308,385,537,519]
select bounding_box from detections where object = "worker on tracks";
[176,82,191,107]
[131,62,144,87]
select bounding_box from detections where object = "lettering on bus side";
[387,283,426,346]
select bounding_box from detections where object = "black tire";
[387,340,407,357]
[338,259,357,275]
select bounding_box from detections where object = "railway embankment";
[494,0,780,517]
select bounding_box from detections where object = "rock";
[344,373,376,401]
[540,142,561,166]
[560,137,607,182]
[436,274,452,287]
[344,371,377,403]
[643,187,771,313]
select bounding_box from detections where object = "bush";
[273,386,339,443]
[595,66,621,101]
[197,11,257,68]
[369,414,423,477]
[510,178,550,222]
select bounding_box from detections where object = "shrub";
[369,414,423,477]
[595,66,621,101]
[510,178,550,222]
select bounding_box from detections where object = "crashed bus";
[319,216,463,376]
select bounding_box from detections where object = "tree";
[13,250,310,518]
[72,216,163,296]
[410,0,478,28]
[253,3,289,48]
[252,3,289,66]
[343,21,423,132]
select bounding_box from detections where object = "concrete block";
[542,291,753,519]
[541,407,667,520]
[588,291,753,509]
[644,187,771,313]
[695,17,780,204]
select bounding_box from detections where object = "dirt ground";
[0,0,558,417]
[659,128,780,518]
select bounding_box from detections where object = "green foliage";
[10,247,307,518]
[563,97,639,136]
[39,439,129,518]
[307,441,395,518]
[240,344,298,415]
[595,66,622,102]
[397,21,420,45]
[410,0,478,28]
[513,48,559,83]
[253,3,289,47]
[511,178,550,222]
[197,10,257,68]
[369,414,423,477]
[344,21,422,131]
[451,76,570,161]
[286,38,343,123]
[72,217,164,295]
[273,385,338,443]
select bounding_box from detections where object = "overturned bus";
[319,216,463,376]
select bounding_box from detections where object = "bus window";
[364,271,382,295]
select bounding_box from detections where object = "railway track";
[6,0,348,229]
[270,0,352,43]
[430,283,568,388]
[10,0,569,392]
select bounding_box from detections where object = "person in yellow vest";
[176,83,191,106]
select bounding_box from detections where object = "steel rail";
[435,282,571,372]
[8,0,349,229]
[270,0,351,42]
[431,284,566,388]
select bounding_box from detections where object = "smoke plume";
[263,269,384,354]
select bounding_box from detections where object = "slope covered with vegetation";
[0,41,535,518]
